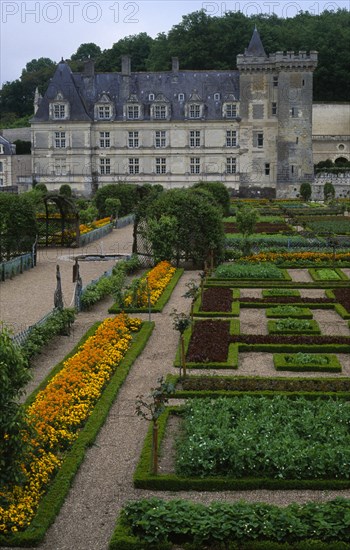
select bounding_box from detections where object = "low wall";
[312,172,350,200]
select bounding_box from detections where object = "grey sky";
[0,0,348,86]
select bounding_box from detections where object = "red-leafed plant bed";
[201,287,233,312]
[231,334,350,346]
[239,297,334,304]
[333,288,350,313]
[186,320,230,362]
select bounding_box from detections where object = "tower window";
[272,102,277,116]
[273,76,278,87]
[265,163,270,175]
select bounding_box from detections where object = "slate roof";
[245,26,267,57]
[0,135,15,155]
[32,28,268,123]
[32,63,240,122]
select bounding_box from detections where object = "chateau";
[30,28,320,197]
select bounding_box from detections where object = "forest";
[0,9,349,127]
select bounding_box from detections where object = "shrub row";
[110,497,350,549]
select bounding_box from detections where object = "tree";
[0,194,37,261]
[104,198,121,219]
[170,310,191,378]
[192,181,230,216]
[93,184,139,217]
[13,140,31,155]
[299,182,312,201]
[71,43,102,61]
[135,377,174,475]
[59,184,72,198]
[236,206,259,256]
[0,325,32,487]
[324,182,335,201]
[144,189,225,267]
[145,215,178,264]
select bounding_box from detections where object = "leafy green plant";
[80,255,140,310]
[266,306,312,318]
[285,352,329,365]
[21,309,75,360]
[113,497,350,547]
[215,262,284,279]
[175,396,350,480]
[0,325,32,487]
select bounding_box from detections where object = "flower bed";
[0,314,142,537]
[108,261,182,313]
[240,251,350,266]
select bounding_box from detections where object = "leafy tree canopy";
[1,9,349,126]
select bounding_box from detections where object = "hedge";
[273,353,342,373]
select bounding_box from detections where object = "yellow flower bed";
[0,314,141,534]
[241,251,350,264]
[123,261,176,308]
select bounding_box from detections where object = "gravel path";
[0,225,133,333]
[2,253,350,550]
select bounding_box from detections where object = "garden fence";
[0,252,34,282]
[116,213,135,228]
[11,308,59,348]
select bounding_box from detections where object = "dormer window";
[223,103,237,118]
[189,104,201,119]
[94,93,114,120]
[0,145,3,154]
[124,95,143,120]
[53,104,66,119]
[98,105,111,119]
[214,93,220,101]
[185,92,205,119]
[154,105,167,119]
[128,105,140,119]
[149,93,155,101]
[150,94,170,121]
[178,93,185,101]
[49,94,70,120]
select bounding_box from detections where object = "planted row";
[176,396,350,480]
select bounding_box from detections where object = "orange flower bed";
[0,314,141,534]
[123,261,176,308]
[241,251,350,264]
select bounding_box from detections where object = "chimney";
[34,87,42,114]
[172,57,179,72]
[121,55,131,76]
[84,59,95,77]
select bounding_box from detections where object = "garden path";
[3,265,350,550]
[0,224,133,333]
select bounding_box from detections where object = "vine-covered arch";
[37,194,80,247]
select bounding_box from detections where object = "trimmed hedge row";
[133,407,350,491]
[273,353,342,373]
[0,321,154,547]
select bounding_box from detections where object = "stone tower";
[237,28,318,197]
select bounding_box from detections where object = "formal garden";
[1,183,350,548]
